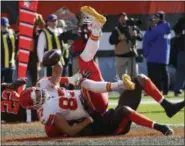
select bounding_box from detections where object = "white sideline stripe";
[20,22,34,28]
[19,49,30,54]
[20,9,35,16]
[109,99,184,105]
[20,36,32,41]
[19,62,27,67]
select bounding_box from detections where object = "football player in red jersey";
[71,6,108,114]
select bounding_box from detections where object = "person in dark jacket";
[143,11,171,95]
[172,16,185,96]
[109,12,139,79]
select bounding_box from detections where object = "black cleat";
[160,125,174,136]
[154,124,174,136]
[161,99,185,118]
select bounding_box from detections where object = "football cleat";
[159,125,174,136]
[80,6,106,26]
[122,74,135,90]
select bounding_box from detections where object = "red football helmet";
[78,17,92,42]
[20,87,48,110]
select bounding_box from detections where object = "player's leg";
[114,106,173,136]
[118,74,185,118]
[80,74,135,93]
[80,6,106,62]
[137,74,185,118]
[78,6,107,114]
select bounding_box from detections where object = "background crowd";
[2,7,184,95]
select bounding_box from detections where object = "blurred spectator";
[143,11,171,95]
[37,14,64,77]
[172,16,185,96]
[55,7,78,33]
[58,19,71,77]
[27,13,45,86]
[143,16,157,59]
[109,12,139,79]
[56,7,79,79]
[1,17,17,83]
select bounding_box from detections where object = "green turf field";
[108,91,184,100]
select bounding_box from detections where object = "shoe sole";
[164,128,174,136]
[80,6,106,25]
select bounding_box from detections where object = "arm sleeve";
[37,32,46,63]
[109,29,119,45]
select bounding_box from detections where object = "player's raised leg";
[80,6,106,62]
[78,6,108,114]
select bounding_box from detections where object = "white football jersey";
[36,77,60,100]
[36,78,89,125]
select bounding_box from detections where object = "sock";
[81,79,122,93]
[129,110,154,129]
[143,79,164,103]
[115,118,129,134]
[91,26,101,37]
[108,82,120,91]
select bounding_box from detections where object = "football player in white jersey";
[20,61,183,137]
[20,59,136,137]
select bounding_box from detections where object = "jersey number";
[59,97,77,110]
[1,90,20,114]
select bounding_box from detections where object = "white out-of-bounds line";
[109,99,184,105]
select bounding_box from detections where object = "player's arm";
[54,113,93,136]
[51,62,63,86]
[41,49,63,86]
